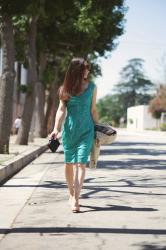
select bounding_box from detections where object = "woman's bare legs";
[77,163,86,197]
[73,165,79,204]
[72,164,86,211]
[65,163,86,212]
[65,163,74,198]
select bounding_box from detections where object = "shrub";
[160,123,166,131]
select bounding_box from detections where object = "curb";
[0,144,48,185]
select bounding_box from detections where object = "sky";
[96,0,166,99]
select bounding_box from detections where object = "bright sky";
[96,0,166,99]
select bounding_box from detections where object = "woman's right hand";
[49,128,59,139]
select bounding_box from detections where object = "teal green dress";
[62,82,95,164]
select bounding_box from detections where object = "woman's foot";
[72,205,80,213]
[71,197,80,213]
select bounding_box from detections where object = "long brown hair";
[59,57,88,100]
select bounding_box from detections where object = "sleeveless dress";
[62,82,95,164]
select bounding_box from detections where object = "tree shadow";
[97,159,166,170]
[79,204,158,213]
[100,148,166,156]
[81,185,166,198]
[3,180,67,189]
[112,142,166,147]
[135,243,166,250]
[82,175,166,197]
[3,176,166,196]
[0,227,166,235]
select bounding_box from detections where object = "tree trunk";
[12,62,21,128]
[34,52,47,137]
[16,16,38,145]
[0,15,15,153]
[16,62,21,114]
[44,83,59,135]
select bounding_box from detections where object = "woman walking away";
[50,58,98,213]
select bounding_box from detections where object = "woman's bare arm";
[51,100,66,137]
[91,86,99,123]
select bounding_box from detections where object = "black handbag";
[48,138,60,152]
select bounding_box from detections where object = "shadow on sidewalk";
[79,204,158,213]
[0,227,166,235]
[98,140,166,170]
[97,159,166,170]
[31,158,166,170]
[100,148,166,156]
[2,180,67,189]
[3,176,166,196]
[136,243,166,250]
[113,142,166,147]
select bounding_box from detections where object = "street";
[0,130,166,250]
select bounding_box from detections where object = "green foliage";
[128,118,133,124]
[113,58,154,116]
[1,0,126,65]
[160,123,166,131]
[36,0,127,89]
[115,58,154,99]
[0,1,29,15]
[97,94,123,126]
[1,0,126,90]
[1,0,127,111]
[18,84,32,94]
[41,0,126,56]
[14,17,28,63]
[12,15,28,32]
[42,64,56,88]
[153,110,162,119]
[74,0,102,36]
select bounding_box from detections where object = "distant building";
[127,105,159,131]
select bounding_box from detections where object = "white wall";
[127,105,158,130]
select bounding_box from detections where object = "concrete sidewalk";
[0,130,166,250]
[0,136,48,184]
